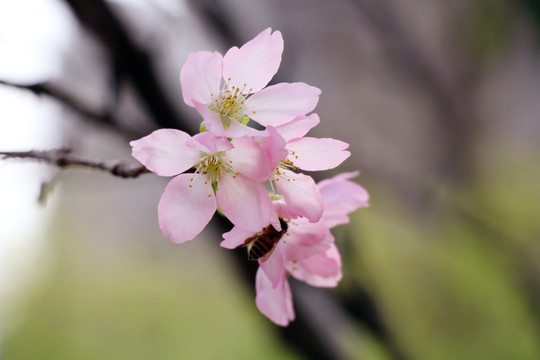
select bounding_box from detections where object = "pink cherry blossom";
[258,115,351,222]
[260,219,333,288]
[128,25,368,328]
[230,172,369,326]
[130,129,279,243]
[255,243,342,326]
[180,28,321,134]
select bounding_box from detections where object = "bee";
[238,217,288,261]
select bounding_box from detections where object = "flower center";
[196,152,234,184]
[268,156,300,200]
[276,158,299,175]
[209,80,251,128]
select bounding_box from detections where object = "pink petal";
[318,171,370,228]
[187,131,232,154]
[192,99,225,134]
[220,225,257,249]
[259,126,288,172]
[180,51,223,107]
[244,82,321,127]
[158,174,216,243]
[287,137,351,171]
[192,102,265,138]
[130,129,199,176]
[222,119,266,138]
[275,170,323,222]
[274,199,300,220]
[274,114,320,142]
[216,174,274,231]
[318,171,361,190]
[287,243,342,287]
[255,268,294,326]
[259,245,286,288]
[223,28,283,93]
[282,220,332,261]
[226,137,273,181]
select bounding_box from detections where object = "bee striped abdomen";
[243,218,288,262]
[247,235,276,260]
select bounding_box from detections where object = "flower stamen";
[195,152,235,184]
[208,79,250,128]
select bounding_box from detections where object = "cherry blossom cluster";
[130,28,369,326]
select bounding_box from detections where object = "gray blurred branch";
[62,0,194,134]
[187,0,243,47]
[0,79,126,133]
[350,0,475,182]
[0,149,149,178]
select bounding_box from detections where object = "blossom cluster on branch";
[130,28,369,326]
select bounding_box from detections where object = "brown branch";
[0,149,150,178]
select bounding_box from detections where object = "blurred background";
[1,0,540,359]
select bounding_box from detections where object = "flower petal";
[255,268,294,327]
[180,51,223,107]
[318,171,370,228]
[259,126,288,171]
[187,131,232,154]
[158,174,216,243]
[223,28,283,93]
[274,114,320,142]
[259,244,286,288]
[223,119,266,138]
[192,99,225,134]
[220,225,257,249]
[274,199,300,220]
[282,220,332,261]
[245,82,321,127]
[276,170,323,222]
[216,174,274,231]
[287,243,342,287]
[287,137,350,171]
[130,129,199,176]
[226,137,273,181]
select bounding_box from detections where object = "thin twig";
[0,149,150,178]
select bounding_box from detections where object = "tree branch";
[0,149,150,178]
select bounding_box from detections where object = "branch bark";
[0,149,149,178]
